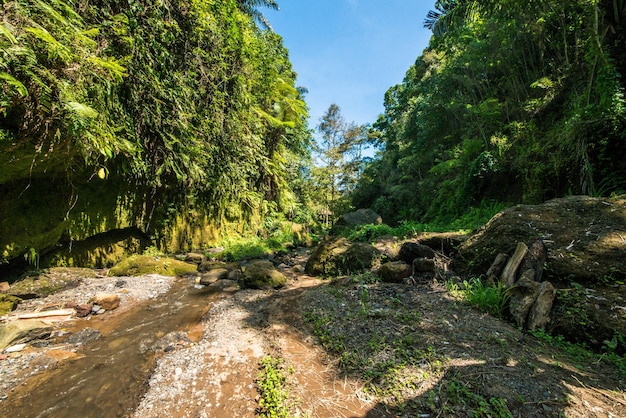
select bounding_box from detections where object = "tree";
[314,104,368,220]
[236,0,279,30]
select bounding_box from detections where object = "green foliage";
[1,0,314,263]
[447,278,510,319]
[354,0,626,224]
[256,355,292,418]
[444,378,513,418]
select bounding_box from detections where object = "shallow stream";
[2,279,218,418]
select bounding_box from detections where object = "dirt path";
[2,259,626,417]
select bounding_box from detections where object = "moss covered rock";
[242,260,286,289]
[0,294,22,315]
[9,267,93,299]
[305,236,381,277]
[108,255,197,277]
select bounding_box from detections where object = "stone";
[198,261,229,273]
[4,343,26,353]
[197,268,229,285]
[398,242,435,264]
[0,320,51,350]
[0,282,9,292]
[91,293,120,311]
[413,257,436,273]
[527,281,556,330]
[184,252,205,265]
[242,260,286,290]
[66,302,93,318]
[378,261,412,283]
[0,294,21,315]
[305,236,380,276]
[63,327,102,345]
[508,270,540,328]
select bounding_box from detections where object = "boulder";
[90,293,120,311]
[378,261,412,283]
[108,255,197,277]
[398,242,435,264]
[305,236,380,276]
[337,208,382,228]
[456,195,626,283]
[242,260,286,290]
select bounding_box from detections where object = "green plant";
[256,356,291,418]
[449,278,511,319]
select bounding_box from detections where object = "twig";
[571,375,626,406]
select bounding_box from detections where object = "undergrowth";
[256,356,292,418]
[446,278,510,319]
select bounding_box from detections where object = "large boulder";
[108,255,197,277]
[455,195,626,283]
[334,209,382,230]
[305,236,380,276]
[242,260,286,290]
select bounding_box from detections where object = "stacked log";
[487,240,555,330]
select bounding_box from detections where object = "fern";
[0,72,28,97]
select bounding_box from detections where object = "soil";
[1,249,625,417]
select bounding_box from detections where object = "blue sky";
[266,0,437,131]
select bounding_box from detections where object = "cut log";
[500,242,528,287]
[486,253,509,285]
[520,240,547,282]
[527,281,556,330]
[508,269,539,328]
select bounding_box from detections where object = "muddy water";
[2,279,219,418]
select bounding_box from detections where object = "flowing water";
[2,279,219,418]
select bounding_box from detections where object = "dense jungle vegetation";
[1,0,625,268]
[0,0,312,265]
[352,0,626,225]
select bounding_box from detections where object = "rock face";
[378,261,412,283]
[242,260,286,290]
[456,195,626,283]
[305,237,380,276]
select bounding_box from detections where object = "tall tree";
[314,104,368,219]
